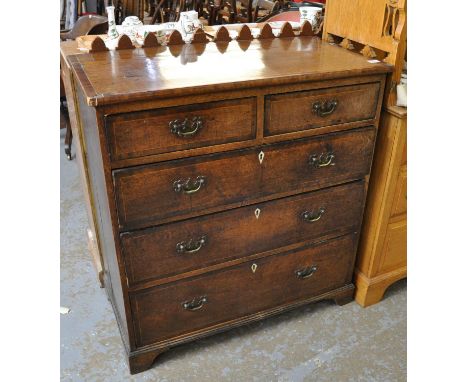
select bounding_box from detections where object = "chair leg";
[65,123,73,160]
[60,97,73,160]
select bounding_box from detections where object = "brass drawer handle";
[309,152,335,168]
[182,296,208,311]
[312,99,338,117]
[169,116,203,137]
[173,176,206,194]
[302,207,325,222]
[295,265,318,279]
[176,236,207,254]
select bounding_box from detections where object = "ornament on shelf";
[106,6,119,40]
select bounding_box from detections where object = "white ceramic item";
[122,16,143,42]
[299,7,322,28]
[106,6,119,40]
[179,11,203,41]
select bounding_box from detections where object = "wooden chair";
[232,0,254,23]
[150,0,206,24]
[60,14,108,40]
[60,15,108,160]
[253,0,279,21]
[213,0,253,24]
[322,0,406,106]
[212,0,237,24]
[206,0,225,25]
[115,0,146,23]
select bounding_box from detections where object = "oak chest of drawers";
[67,35,390,374]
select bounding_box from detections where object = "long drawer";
[105,98,257,161]
[121,181,365,286]
[130,234,356,347]
[113,127,375,230]
[265,82,380,136]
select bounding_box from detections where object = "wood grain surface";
[130,234,356,347]
[121,181,365,287]
[68,37,391,106]
[106,98,256,161]
[113,127,375,230]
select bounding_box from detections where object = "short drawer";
[105,98,256,161]
[113,127,375,230]
[265,82,380,136]
[130,234,356,347]
[121,181,365,286]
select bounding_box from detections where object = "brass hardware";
[251,263,258,273]
[169,116,203,137]
[182,296,208,311]
[295,265,318,279]
[309,152,336,168]
[173,176,206,194]
[312,99,338,117]
[254,208,261,219]
[258,151,265,164]
[302,207,325,222]
[176,236,207,254]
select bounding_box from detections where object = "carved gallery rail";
[63,26,391,374]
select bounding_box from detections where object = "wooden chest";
[67,36,390,374]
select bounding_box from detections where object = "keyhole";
[251,263,257,273]
[255,208,261,219]
[258,151,265,164]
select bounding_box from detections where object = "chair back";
[229,0,254,23]
[253,0,279,21]
[60,15,108,40]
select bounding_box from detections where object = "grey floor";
[60,131,407,382]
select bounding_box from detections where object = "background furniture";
[258,1,324,35]
[355,106,406,307]
[60,14,108,40]
[322,0,406,107]
[322,0,407,306]
[254,0,279,21]
[60,41,108,286]
[60,14,108,160]
[149,0,206,24]
[64,29,389,373]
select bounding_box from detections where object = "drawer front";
[260,126,375,195]
[114,149,261,230]
[106,98,256,161]
[121,181,365,286]
[265,82,380,136]
[131,234,356,347]
[391,165,407,218]
[113,127,375,230]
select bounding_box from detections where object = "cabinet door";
[390,165,407,218]
[378,219,407,274]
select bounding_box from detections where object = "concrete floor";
[60,131,407,381]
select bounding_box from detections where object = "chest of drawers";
[67,36,390,374]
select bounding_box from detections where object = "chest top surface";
[68,37,391,106]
